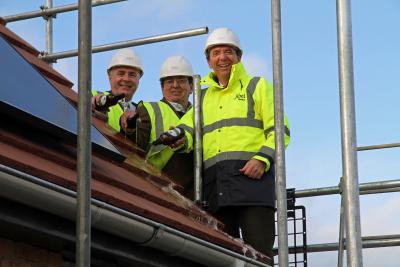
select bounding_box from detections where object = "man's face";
[108,66,141,100]
[207,45,240,81]
[161,76,192,105]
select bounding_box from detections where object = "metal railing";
[2,0,127,23]
[193,75,203,204]
[76,1,92,266]
[295,179,400,198]
[39,27,208,62]
[294,234,400,253]
[357,142,400,151]
[44,0,53,66]
[271,2,289,266]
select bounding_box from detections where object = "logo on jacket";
[234,93,246,101]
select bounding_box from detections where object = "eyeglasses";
[163,77,189,86]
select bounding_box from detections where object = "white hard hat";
[159,56,194,80]
[204,27,242,55]
[108,48,143,75]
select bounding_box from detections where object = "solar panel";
[0,34,124,162]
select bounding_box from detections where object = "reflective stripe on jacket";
[141,101,181,170]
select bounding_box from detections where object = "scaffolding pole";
[336,0,363,266]
[76,0,92,266]
[360,187,400,195]
[275,234,400,254]
[45,0,53,66]
[295,179,400,198]
[39,27,208,62]
[337,192,346,267]
[357,142,400,151]
[193,75,203,204]
[2,0,126,23]
[271,0,289,265]
[300,235,400,253]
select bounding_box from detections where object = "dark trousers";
[214,206,275,258]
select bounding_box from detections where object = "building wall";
[0,237,62,267]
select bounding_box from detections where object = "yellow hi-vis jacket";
[179,62,290,171]
[92,90,134,132]
[140,101,181,170]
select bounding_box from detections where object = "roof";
[0,22,272,266]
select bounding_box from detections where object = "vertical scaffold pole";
[45,0,53,66]
[76,0,92,266]
[336,0,363,266]
[271,0,289,265]
[338,190,346,267]
[193,74,203,204]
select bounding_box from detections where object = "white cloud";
[53,58,78,91]
[363,247,400,267]
[6,21,44,51]
[241,53,271,80]
[360,194,400,236]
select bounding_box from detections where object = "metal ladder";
[274,189,308,267]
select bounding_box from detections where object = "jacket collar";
[202,62,248,90]
[161,97,192,112]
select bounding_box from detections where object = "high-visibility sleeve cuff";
[252,155,271,172]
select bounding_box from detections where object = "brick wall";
[0,237,62,267]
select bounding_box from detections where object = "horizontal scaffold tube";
[295,179,400,198]
[39,27,208,62]
[2,0,127,23]
[275,234,400,254]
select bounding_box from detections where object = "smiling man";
[173,27,291,258]
[120,56,195,199]
[92,48,143,132]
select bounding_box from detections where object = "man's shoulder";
[138,100,174,114]
[249,76,272,91]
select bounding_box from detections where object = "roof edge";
[0,164,272,266]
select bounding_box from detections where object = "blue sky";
[1,1,399,266]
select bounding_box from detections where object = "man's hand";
[93,93,126,112]
[154,127,185,148]
[169,137,185,149]
[239,159,266,179]
[92,94,104,111]
[120,109,136,131]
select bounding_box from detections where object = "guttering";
[0,164,271,267]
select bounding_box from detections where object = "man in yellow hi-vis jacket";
[174,28,291,257]
[91,48,143,132]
